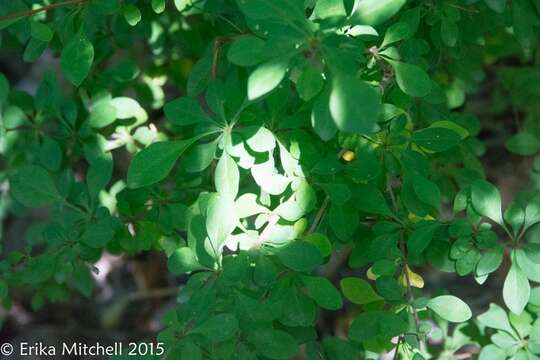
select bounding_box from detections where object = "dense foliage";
[2,0,540,359]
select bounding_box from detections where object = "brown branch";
[0,0,86,21]
[211,38,226,79]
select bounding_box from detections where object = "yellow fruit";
[342,150,355,162]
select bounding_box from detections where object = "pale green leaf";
[427,295,472,322]
[248,58,289,100]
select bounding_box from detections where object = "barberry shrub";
[2,0,540,359]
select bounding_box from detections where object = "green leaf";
[340,277,382,305]
[23,38,47,63]
[524,194,540,230]
[388,61,432,97]
[30,21,53,42]
[376,276,402,302]
[413,128,461,152]
[311,91,338,141]
[110,97,146,120]
[164,97,213,126]
[491,330,519,348]
[506,132,540,156]
[311,0,346,19]
[168,247,203,274]
[430,120,469,139]
[503,261,530,314]
[10,165,61,207]
[381,21,412,48]
[191,313,239,341]
[227,36,266,67]
[441,18,458,47]
[184,141,217,173]
[151,0,166,13]
[248,58,289,100]
[39,137,63,171]
[320,183,351,205]
[485,0,507,13]
[301,275,343,310]
[206,194,238,255]
[348,311,408,342]
[215,152,240,199]
[85,140,113,198]
[350,184,392,216]
[321,338,359,360]
[408,222,438,256]
[0,279,8,300]
[89,98,117,128]
[81,217,115,248]
[251,329,298,359]
[515,248,540,282]
[471,180,504,225]
[303,233,332,257]
[60,32,94,86]
[427,295,472,322]
[174,0,190,11]
[0,72,9,105]
[350,0,407,26]
[329,204,359,241]
[329,75,380,133]
[235,0,305,21]
[72,265,94,298]
[413,174,441,209]
[277,240,323,272]
[281,284,317,327]
[476,247,504,276]
[478,303,516,334]
[122,4,141,26]
[479,344,507,360]
[127,138,199,188]
[297,67,324,101]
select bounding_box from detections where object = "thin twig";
[392,337,402,360]
[307,195,330,234]
[399,231,426,354]
[0,0,87,21]
[124,286,181,303]
[447,4,479,13]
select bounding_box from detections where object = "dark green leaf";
[329,75,380,133]
[227,36,266,66]
[471,180,504,225]
[10,165,61,207]
[127,138,200,188]
[388,61,432,97]
[191,313,239,341]
[164,97,213,126]
[60,32,94,86]
[277,240,323,272]
[412,128,461,152]
[506,132,540,156]
[340,277,381,305]
[301,275,343,310]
